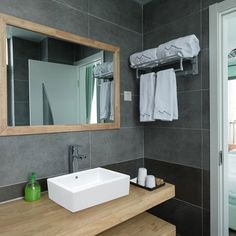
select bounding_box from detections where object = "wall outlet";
[124,91,132,101]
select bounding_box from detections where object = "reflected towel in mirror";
[100,80,114,121]
[94,62,113,77]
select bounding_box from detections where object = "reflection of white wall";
[75,51,103,124]
[29,60,78,125]
[226,11,236,53]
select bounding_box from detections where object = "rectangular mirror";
[0,14,120,135]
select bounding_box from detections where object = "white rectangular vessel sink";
[47,167,130,212]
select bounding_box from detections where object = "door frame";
[209,0,236,235]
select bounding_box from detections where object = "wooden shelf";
[99,212,176,236]
[0,183,175,236]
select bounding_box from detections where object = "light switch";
[124,91,132,101]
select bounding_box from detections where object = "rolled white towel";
[157,34,200,59]
[94,62,113,77]
[130,48,158,67]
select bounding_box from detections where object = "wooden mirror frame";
[0,14,120,136]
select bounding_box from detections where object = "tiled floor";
[230,229,236,236]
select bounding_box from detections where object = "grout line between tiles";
[145,156,202,171]
[87,13,142,36]
[0,172,67,189]
[105,156,144,166]
[52,0,86,14]
[174,197,204,210]
[143,9,201,36]
[144,126,204,131]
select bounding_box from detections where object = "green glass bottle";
[24,172,41,202]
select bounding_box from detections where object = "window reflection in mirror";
[6,25,114,126]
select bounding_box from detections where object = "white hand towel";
[140,72,156,122]
[157,34,200,59]
[153,69,178,121]
[109,81,114,121]
[130,48,158,67]
[100,81,111,120]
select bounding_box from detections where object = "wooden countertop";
[0,183,175,236]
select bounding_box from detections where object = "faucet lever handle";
[79,155,86,160]
[71,145,80,156]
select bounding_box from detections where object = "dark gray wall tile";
[104,158,144,178]
[144,12,201,49]
[147,91,202,129]
[202,90,210,129]
[176,70,202,91]
[203,170,210,210]
[46,38,74,64]
[89,0,142,33]
[148,198,202,236]
[144,0,200,33]
[203,209,210,236]
[202,9,209,49]
[145,128,202,168]
[0,0,88,37]
[202,130,210,170]
[120,60,139,95]
[121,95,142,128]
[202,49,209,89]
[89,16,142,61]
[0,132,90,186]
[14,102,29,125]
[91,128,144,167]
[145,158,202,206]
[14,80,29,102]
[13,37,40,60]
[13,58,29,81]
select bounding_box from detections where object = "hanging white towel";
[100,80,111,120]
[140,72,156,122]
[109,81,114,121]
[153,69,178,121]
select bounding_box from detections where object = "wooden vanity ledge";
[0,183,175,236]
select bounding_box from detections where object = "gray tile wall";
[0,0,144,198]
[13,37,41,126]
[143,0,223,235]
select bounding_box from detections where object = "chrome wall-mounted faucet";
[68,145,86,173]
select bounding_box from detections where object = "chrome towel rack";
[93,71,113,79]
[130,55,199,79]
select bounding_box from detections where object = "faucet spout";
[68,145,86,173]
